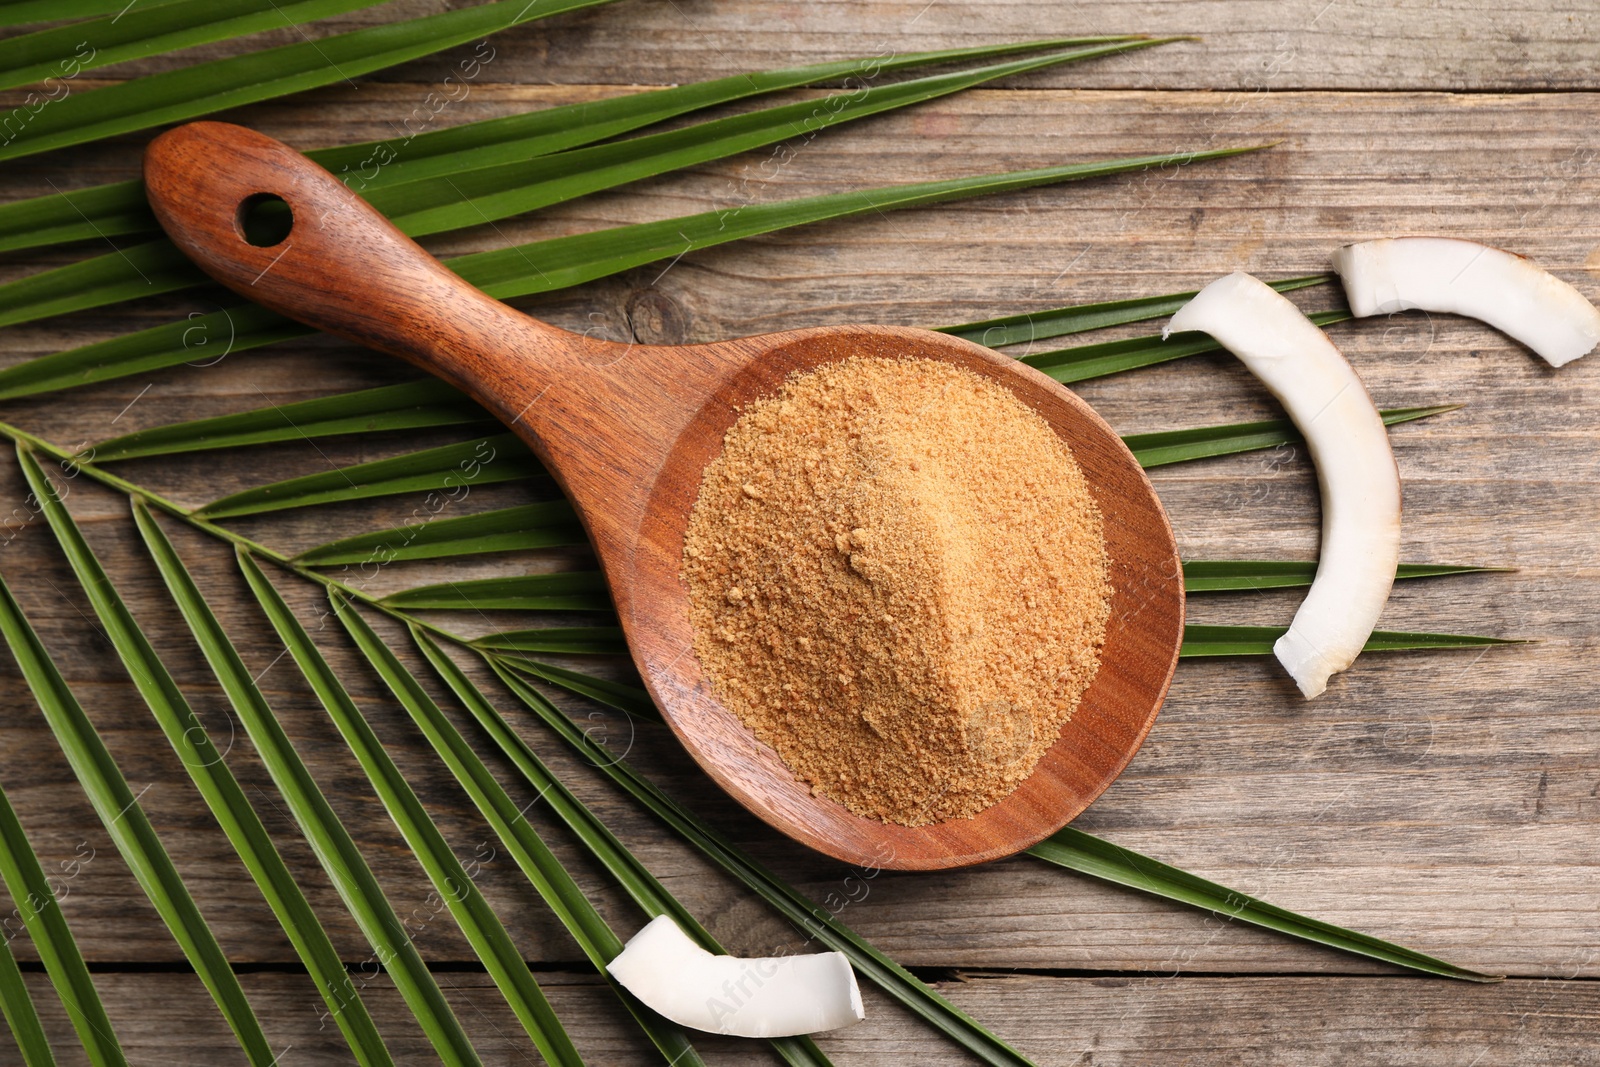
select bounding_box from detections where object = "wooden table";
[2,1,1598,1062]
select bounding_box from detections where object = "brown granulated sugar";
[682,355,1111,826]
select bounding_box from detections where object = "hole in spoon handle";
[143,121,558,395]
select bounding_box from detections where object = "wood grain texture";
[1,0,1599,1061]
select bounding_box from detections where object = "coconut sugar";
[682,356,1111,826]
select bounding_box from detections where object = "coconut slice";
[1165,272,1402,699]
[607,915,864,1038]
[1333,237,1600,367]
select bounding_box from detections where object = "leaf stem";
[0,417,469,648]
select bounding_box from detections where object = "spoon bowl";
[144,121,1184,870]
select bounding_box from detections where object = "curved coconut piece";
[607,915,864,1038]
[1333,237,1600,367]
[1165,272,1401,699]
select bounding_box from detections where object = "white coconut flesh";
[1333,236,1600,368]
[1165,272,1402,699]
[607,915,865,1038]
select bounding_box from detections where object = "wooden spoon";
[143,121,1184,871]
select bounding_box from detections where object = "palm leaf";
[1023,309,1352,384]
[1180,624,1518,658]
[1126,405,1457,468]
[0,782,122,1066]
[0,924,53,1067]
[470,626,626,656]
[0,491,276,1065]
[0,0,398,93]
[91,379,488,461]
[493,655,654,718]
[380,572,610,612]
[331,593,709,1067]
[294,500,584,566]
[1028,829,1497,981]
[29,449,390,1065]
[0,0,623,163]
[127,501,394,1065]
[0,144,1266,402]
[368,38,1175,237]
[194,433,540,519]
[0,37,1127,252]
[486,663,1039,1067]
[0,0,189,26]
[131,502,478,1067]
[411,629,834,1067]
[236,549,583,1067]
[943,273,1334,347]
[0,38,1175,328]
[1183,560,1505,593]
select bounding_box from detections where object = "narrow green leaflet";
[295,500,584,566]
[0,304,298,402]
[0,929,52,1067]
[0,37,1123,251]
[0,783,122,1066]
[471,626,627,656]
[331,595,707,1067]
[487,664,1038,1067]
[1022,310,1351,384]
[373,38,1176,236]
[1125,405,1456,469]
[134,504,477,1067]
[456,148,1265,301]
[1028,829,1496,981]
[495,655,654,718]
[0,38,1176,328]
[21,446,370,1064]
[236,550,583,1067]
[0,146,1265,401]
[0,0,399,94]
[1182,560,1504,593]
[411,631,833,1067]
[129,501,401,1066]
[381,571,611,613]
[92,379,488,461]
[1180,624,1516,658]
[0,506,275,1064]
[0,0,189,26]
[0,244,198,330]
[943,274,1334,347]
[194,433,540,519]
[0,0,623,162]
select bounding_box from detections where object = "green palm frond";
[0,782,122,1066]
[22,450,392,1066]
[1182,560,1507,592]
[1028,830,1497,981]
[0,924,53,1066]
[238,549,583,1066]
[131,504,478,1066]
[0,37,1171,328]
[1180,625,1518,658]
[0,0,400,93]
[0,487,276,1064]
[0,0,623,162]
[0,36,1129,252]
[331,593,709,1066]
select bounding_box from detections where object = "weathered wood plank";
[6,970,1600,1065]
[1,19,1599,1057]
[4,0,1600,92]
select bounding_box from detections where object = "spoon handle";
[142,121,594,408]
